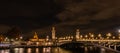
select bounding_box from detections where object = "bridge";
[0,39,120,53]
[58,39,120,45]
[56,39,120,53]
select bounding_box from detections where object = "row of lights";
[59,33,120,40]
[1,36,23,42]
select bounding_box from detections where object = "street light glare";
[118,29,120,33]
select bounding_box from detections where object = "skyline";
[1,26,120,40]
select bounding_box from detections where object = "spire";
[33,32,38,39]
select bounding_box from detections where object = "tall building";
[76,29,80,39]
[52,27,56,40]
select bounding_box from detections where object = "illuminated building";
[76,29,80,39]
[52,27,56,40]
[30,32,38,41]
[30,32,45,42]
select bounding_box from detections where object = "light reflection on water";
[27,48,31,53]
[0,47,117,53]
[0,49,9,53]
[43,47,51,53]
[36,48,39,53]
[84,47,88,53]
[101,48,105,53]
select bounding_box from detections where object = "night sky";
[0,0,120,37]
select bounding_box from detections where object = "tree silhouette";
[0,35,4,42]
[5,27,22,39]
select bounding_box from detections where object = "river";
[0,46,117,53]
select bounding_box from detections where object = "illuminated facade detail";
[52,27,56,40]
[33,32,38,39]
[76,29,80,39]
[30,32,45,42]
[30,32,39,41]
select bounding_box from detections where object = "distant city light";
[20,36,23,39]
[118,29,120,33]
[1,26,120,50]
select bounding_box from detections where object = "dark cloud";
[0,0,61,17]
[21,0,120,37]
[56,0,120,20]
[0,0,120,37]
[50,0,120,36]
[0,17,60,33]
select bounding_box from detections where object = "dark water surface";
[0,46,117,53]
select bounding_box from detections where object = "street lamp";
[118,29,120,39]
[90,34,94,39]
[68,36,70,39]
[20,36,23,40]
[106,33,112,39]
[71,36,73,39]
[80,35,83,39]
[112,36,115,39]
[98,34,101,39]
[85,35,88,39]
[118,29,120,33]
[119,37,120,39]
[98,34,101,37]
[46,36,49,41]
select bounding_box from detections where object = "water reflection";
[43,47,51,53]
[84,47,88,53]
[20,48,24,53]
[36,48,39,53]
[14,48,19,53]
[0,46,117,53]
[27,48,31,53]
[101,48,105,53]
[0,49,9,53]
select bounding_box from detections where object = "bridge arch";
[58,41,84,46]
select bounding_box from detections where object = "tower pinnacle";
[52,27,56,40]
[76,29,80,39]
